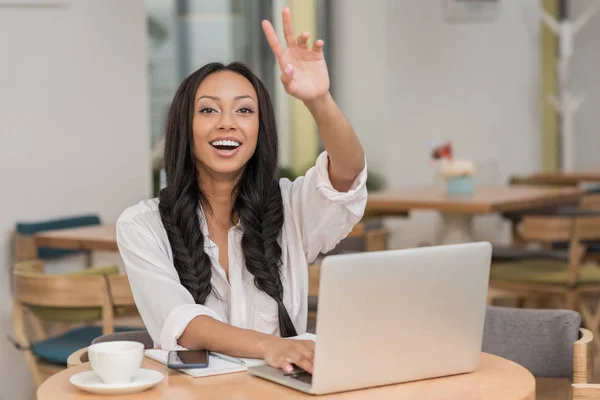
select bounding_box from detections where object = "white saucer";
[70,369,164,395]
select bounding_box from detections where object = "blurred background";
[1,0,599,398]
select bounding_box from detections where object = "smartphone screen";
[167,349,209,369]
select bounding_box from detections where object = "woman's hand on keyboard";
[259,338,315,374]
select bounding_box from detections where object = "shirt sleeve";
[280,151,368,263]
[116,219,223,350]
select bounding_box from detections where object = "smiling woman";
[116,7,366,376]
[192,70,261,177]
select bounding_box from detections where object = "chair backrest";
[13,271,110,308]
[14,214,101,261]
[322,221,388,256]
[12,270,115,334]
[482,306,581,378]
[365,228,388,252]
[91,330,154,349]
[581,194,600,210]
[107,275,136,307]
[518,213,600,285]
[520,213,600,242]
[509,174,577,187]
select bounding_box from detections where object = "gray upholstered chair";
[67,330,153,367]
[483,306,580,378]
[483,306,598,399]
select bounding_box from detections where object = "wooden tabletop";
[38,353,535,400]
[531,168,600,185]
[32,223,368,253]
[367,185,583,214]
[34,225,118,252]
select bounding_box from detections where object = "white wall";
[0,1,150,398]
[332,0,542,248]
[145,0,178,147]
[572,0,600,170]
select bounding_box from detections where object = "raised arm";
[262,7,365,192]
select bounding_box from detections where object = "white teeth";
[211,139,240,147]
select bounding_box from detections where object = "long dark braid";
[158,67,214,304]
[159,62,297,337]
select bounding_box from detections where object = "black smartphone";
[167,349,209,369]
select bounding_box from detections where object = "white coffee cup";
[87,341,144,385]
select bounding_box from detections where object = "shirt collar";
[196,203,242,248]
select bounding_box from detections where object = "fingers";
[297,32,310,49]
[298,340,315,355]
[291,356,314,374]
[280,64,294,85]
[298,344,314,362]
[280,63,296,95]
[271,355,294,374]
[261,20,285,64]
[312,39,324,53]
[266,340,316,375]
[263,6,324,70]
[290,341,315,373]
[272,354,312,375]
[282,6,296,48]
[285,350,313,374]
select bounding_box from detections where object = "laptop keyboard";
[287,370,313,385]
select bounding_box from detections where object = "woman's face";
[193,70,259,180]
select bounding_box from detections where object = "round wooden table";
[38,353,535,399]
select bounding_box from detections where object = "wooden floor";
[537,357,600,400]
[537,377,571,400]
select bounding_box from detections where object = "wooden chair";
[106,274,138,322]
[580,194,600,262]
[509,174,578,187]
[12,214,101,265]
[505,177,600,250]
[11,263,137,386]
[489,212,600,348]
[581,193,600,210]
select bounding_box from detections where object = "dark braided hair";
[158,62,297,337]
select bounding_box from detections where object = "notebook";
[144,333,316,378]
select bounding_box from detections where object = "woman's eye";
[237,107,254,114]
[200,108,217,114]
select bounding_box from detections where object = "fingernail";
[284,365,293,373]
[285,64,293,75]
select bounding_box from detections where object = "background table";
[33,223,370,253]
[367,185,583,244]
[34,225,119,252]
[531,168,600,186]
[38,353,535,400]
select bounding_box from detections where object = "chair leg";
[579,295,600,353]
[84,252,93,268]
[565,292,578,310]
[486,287,524,306]
[12,302,45,386]
[25,309,47,341]
[26,352,46,387]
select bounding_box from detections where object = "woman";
[117,7,366,374]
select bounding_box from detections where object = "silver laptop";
[248,242,492,395]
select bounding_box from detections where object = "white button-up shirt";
[116,152,367,350]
